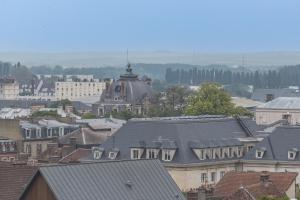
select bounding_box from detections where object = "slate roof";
[88,117,264,164]
[244,126,300,161]
[258,97,300,109]
[0,162,37,200]
[22,159,185,200]
[214,171,297,199]
[251,88,300,102]
[58,127,109,145]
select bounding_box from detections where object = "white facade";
[0,79,19,99]
[55,80,106,101]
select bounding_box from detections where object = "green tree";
[184,83,251,116]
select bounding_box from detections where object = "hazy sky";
[1,0,300,52]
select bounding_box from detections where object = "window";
[237,147,243,157]
[147,149,158,159]
[162,150,172,161]
[211,172,216,182]
[256,150,265,159]
[199,149,205,160]
[47,129,52,138]
[25,129,31,139]
[220,171,225,179]
[93,151,102,160]
[36,128,41,138]
[228,147,233,158]
[247,145,254,152]
[131,149,140,159]
[26,144,32,155]
[201,173,207,183]
[288,150,298,160]
[108,152,117,159]
[36,144,42,156]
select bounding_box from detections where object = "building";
[255,97,300,125]
[20,120,79,159]
[251,88,300,102]
[92,63,156,116]
[19,159,185,200]
[0,108,30,119]
[243,126,300,184]
[0,161,37,200]
[0,78,19,99]
[84,116,265,191]
[214,171,298,199]
[0,137,18,162]
[55,78,106,101]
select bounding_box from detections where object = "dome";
[100,63,156,105]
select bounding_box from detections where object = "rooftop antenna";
[126,49,129,64]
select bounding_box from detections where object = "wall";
[0,119,22,140]
[23,139,54,159]
[21,174,56,200]
[166,163,237,191]
[256,108,300,125]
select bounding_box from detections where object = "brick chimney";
[260,172,270,183]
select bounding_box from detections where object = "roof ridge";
[42,158,160,168]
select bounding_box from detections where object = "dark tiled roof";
[244,126,300,161]
[0,162,37,200]
[214,171,297,198]
[23,160,185,200]
[91,117,264,164]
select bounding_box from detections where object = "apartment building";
[0,78,19,99]
[55,79,106,101]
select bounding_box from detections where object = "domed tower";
[92,63,156,116]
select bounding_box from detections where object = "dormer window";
[92,147,104,160]
[256,148,266,159]
[146,149,159,159]
[36,128,41,138]
[288,148,298,160]
[192,149,206,160]
[237,147,243,158]
[25,129,31,139]
[162,149,176,161]
[130,148,144,160]
[228,147,233,158]
[108,151,118,160]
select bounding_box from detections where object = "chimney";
[260,173,270,183]
[266,94,274,102]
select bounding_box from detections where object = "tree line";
[165,65,300,89]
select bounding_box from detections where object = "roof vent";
[125,180,133,188]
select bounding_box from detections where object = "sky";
[0,0,300,53]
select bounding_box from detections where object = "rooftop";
[258,97,300,109]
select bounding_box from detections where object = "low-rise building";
[255,97,300,125]
[19,159,185,200]
[0,137,18,162]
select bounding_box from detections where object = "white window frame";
[211,172,216,182]
[131,149,140,160]
[25,129,31,139]
[220,171,225,179]
[201,173,207,183]
[256,150,264,159]
[288,151,297,160]
[108,152,117,160]
[47,128,52,138]
[146,149,159,159]
[162,149,172,161]
[36,128,41,138]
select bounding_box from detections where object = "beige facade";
[23,139,55,159]
[256,108,300,125]
[0,79,19,99]
[55,80,106,101]
[166,162,237,191]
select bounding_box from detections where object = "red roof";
[214,171,298,198]
[0,162,37,200]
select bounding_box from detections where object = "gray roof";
[258,97,300,109]
[27,160,185,200]
[90,117,264,164]
[244,126,300,161]
[251,88,300,102]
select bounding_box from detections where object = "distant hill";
[1,51,300,69]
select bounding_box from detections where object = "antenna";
[126,49,129,63]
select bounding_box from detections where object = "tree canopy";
[184,83,252,117]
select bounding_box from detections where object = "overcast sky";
[0,0,299,52]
